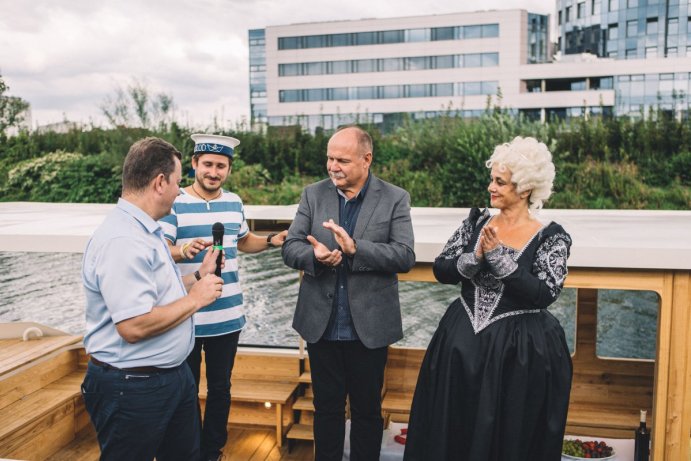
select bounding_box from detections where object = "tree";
[100,79,176,129]
[0,74,30,134]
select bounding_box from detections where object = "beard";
[196,172,224,193]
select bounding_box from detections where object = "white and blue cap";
[191,133,240,159]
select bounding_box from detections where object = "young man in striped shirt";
[160,134,287,461]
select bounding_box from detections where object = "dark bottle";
[634,409,650,461]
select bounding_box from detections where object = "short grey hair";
[485,136,555,210]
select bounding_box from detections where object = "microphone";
[212,222,224,277]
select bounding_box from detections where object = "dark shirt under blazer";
[282,174,416,349]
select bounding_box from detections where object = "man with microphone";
[160,133,287,461]
[81,137,224,461]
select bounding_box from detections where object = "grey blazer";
[282,175,415,349]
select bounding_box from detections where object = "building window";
[405,28,428,42]
[406,56,428,70]
[279,63,300,76]
[667,47,678,56]
[381,58,403,72]
[465,53,482,67]
[627,0,638,7]
[379,30,404,44]
[276,22,504,50]
[278,37,299,49]
[464,25,483,39]
[559,10,563,25]
[668,18,679,35]
[645,46,658,57]
[357,86,376,99]
[627,20,638,37]
[608,24,619,40]
[431,26,455,41]
[591,0,598,14]
[626,48,637,58]
[566,6,571,22]
[331,33,350,47]
[331,60,350,74]
[608,0,618,12]
[305,62,325,75]
[482,52,499,66]
[407,84,428,98]
[355,31,375,45]
[481,24,499,37]
[578,2,586,18]
[646,18,658,35]
[435,83,454,97]
[355,59,376,72]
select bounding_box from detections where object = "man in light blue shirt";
[81,137,224,461]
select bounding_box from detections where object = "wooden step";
[382,390,413,414]
[298,371,311,383]
[286,423,314,441]
[293,396,314,412]
[0,370,83,460]
[0,349,80,411]
[45,426,99,461]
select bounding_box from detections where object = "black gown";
[404,208,573,461]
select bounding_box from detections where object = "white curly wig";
[485,136,555,210]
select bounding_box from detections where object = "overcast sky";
[0,0,554,130]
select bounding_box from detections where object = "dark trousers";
[186,331,240,460]
[81,361,200,461]
[308,339,388,461]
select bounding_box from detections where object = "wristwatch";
[266,232,278,248]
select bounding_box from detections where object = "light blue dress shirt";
[82,198,194,368]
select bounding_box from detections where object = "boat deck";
[44,425,313,461]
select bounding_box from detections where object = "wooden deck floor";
[45,425,314,461]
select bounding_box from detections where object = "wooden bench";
[198,351,300,447]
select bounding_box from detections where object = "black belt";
[90,356,172,373]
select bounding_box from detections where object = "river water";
[0,251,658,360]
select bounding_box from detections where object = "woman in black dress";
[404,137,573,461]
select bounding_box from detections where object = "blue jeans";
[81,361,200,461]
[186,331,240,460]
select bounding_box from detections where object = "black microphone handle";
[215,249,223,277]
[211,222,225,278]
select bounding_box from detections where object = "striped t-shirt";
[159,189,249,337]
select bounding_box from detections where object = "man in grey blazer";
[282,126,415,461]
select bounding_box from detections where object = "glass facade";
[278,81,499,103]
[615,71,691,116]
[249,29,267,125]
[527,14,550,63]
[555,0,691,118]
[277,23,500,50]
[278,53,499,77]
[557,0,691,58]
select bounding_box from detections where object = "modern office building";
[557,0,690,58]
[249,6,691,131]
